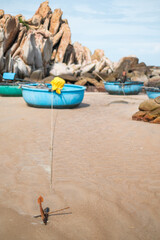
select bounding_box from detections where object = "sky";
[1,0,160,66]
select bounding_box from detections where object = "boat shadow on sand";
[75,102,90,109]
[24,102,90,109]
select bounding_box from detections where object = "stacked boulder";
[144,66,160,88]
[132,97,160,124]
[104,56,150,83]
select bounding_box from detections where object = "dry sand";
[0,93,160,240]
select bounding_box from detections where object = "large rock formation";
[0,1,154,90]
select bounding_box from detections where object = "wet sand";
[0,93,160,240]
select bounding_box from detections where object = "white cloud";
[68,16,159,37]
[152,43,160,53]
[73,4,106,15]
[110,0,160,23]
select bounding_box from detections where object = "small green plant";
[18,17,30,30]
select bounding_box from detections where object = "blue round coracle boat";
[104,81,144,95]
[22,83,86,108]
[145,87,160,99]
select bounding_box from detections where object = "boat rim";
[0,82,31,86]
[22,83,86,92]
[104,81,144,85]
[144,87,160,92]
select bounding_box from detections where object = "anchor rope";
[121,83,125,96]
[50,91,58,189]
[49,78,65,190]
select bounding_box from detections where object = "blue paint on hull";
[104,81,144,95]
[146,90,160,99]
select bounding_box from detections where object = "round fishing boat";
[0,82,23,96]
[145,87,160,99]
[104,81,144,95]
[22,83,86,108]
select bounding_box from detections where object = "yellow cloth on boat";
[50,77,65,94]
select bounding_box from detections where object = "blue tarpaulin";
[3,73,16,81]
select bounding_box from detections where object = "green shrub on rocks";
[18,17,30,30]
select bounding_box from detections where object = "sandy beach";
[0,92,160,240]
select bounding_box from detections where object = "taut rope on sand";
[50,78,65,189]
[50,91,58,189]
